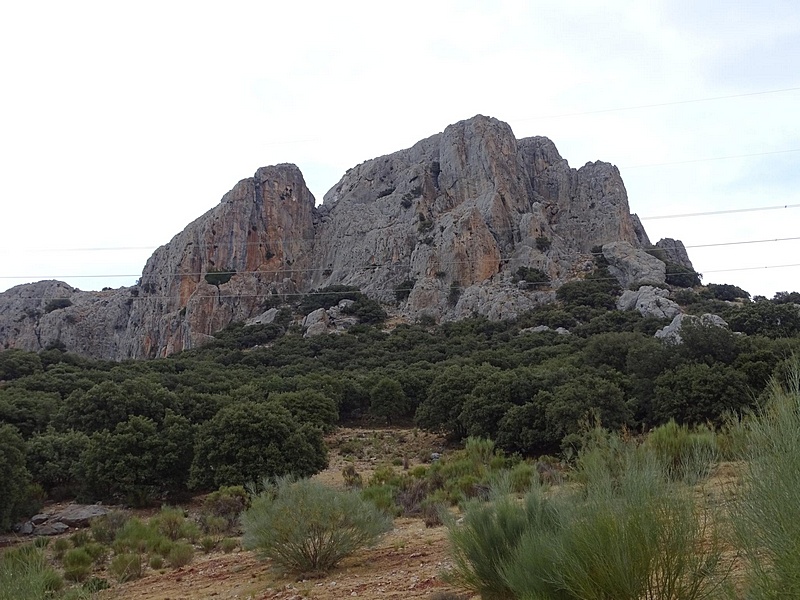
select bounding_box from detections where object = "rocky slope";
[0,115,690,359]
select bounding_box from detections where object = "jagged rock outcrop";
[617,286,681,320]
[602,242,666,289]
[0,115,691,359]
[655,238,694,271]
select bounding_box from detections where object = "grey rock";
[655,238,694,271]
[246,307,279,325]
[655,313,728,343]
[31,513,49,525]
[554,327,571,335]
[617,286,682,319]
[52,504,109,528]
[34,522,70,536]
[15,521,34,535]
[602,242,666,288]
[303,308,329,328]
[0,115,692,358]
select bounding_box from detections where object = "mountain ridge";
[0,115,690,359]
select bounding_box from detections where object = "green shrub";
[167,542,194,568]
[53,538,70,560]
[220,537,239,553]
[361,484,401,517]
[0,545,64,600]
[200,535,217,553]
[242,477,392,575]
[645,420,718,483]
[70,529,91,547]
[200,485,249,530]
[507,462,535,493]
[179,519,201,543]
[90,510,130,543]
[44,298,72,313]
[108,553,142,583]
[733,364,800,598]
[445,441,727,600]
[151,505,186,541]
[148,554,164,570]
[62,548,92,582]
[204,269,235,286]
[0,423,34,532]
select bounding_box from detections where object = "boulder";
[602,242,666,288]
[617,286,681,319]
[34,522,70,536]
[52,504,110,528]
[245,307,279,325]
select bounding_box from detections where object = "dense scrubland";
[1,269,800,598]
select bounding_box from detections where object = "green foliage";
[0,545,65,600]
[535,236,551,252]
[653,363,750,426]
[108,553,142,583]
[0,349,43,381]
[44,298,73,313]
[26,429,89,499]
[200,485,249,530]
[665,262,702,287]
[242,477,392,574]
[0,424,34,531]
[446,439,726,600]
[512,266,549,286]
[270,389,339,432]
[62,548,92,582]
[76,412,194,505]
[733,363,800,598]
[166,542,194,568]
[298,285,361,313]
[369,377,408,423]
[726,300,800,338]
[189,401,327,490]
[702,282,750,301]
[448,281,462,306]
[645,420,717,482]
[342,295,388,324]
[89,510,130,544]
[395,279,416,302]
[204,268,235,286]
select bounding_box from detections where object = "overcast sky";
[1,0,798,298]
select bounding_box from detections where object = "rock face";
[617,286,681,320]
[0,115,689,360]
[655,238,694,271]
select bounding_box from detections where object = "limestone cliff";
[0,115,686,359]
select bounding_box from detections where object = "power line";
[514,85,800,121]
[640,203,800,220]
[622,148,800,169]
[2,202,798,255]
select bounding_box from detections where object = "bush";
[445,440,727,600]
[200,485,249,530]
[43,298,72,313]
[166,542,194,568]
[108,553,142,583]
[733,364,800,598]
[645,420,717,483]
[0,424,34,531]
[190,401,328,490]
[90,510,130,544]
[0,545,64,600]
[62,548,92,582]
[242,477,392,575]
[220,537,239,553]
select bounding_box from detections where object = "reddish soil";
[97,427,470,600]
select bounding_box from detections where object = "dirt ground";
[97,427,470,600]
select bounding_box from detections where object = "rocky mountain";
[0,115,692,359]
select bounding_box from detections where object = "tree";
[189,401,327,491]
[653,363,750,426]
[369,378,408,423]
[76,413,194,506]
[0,424,34,531]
